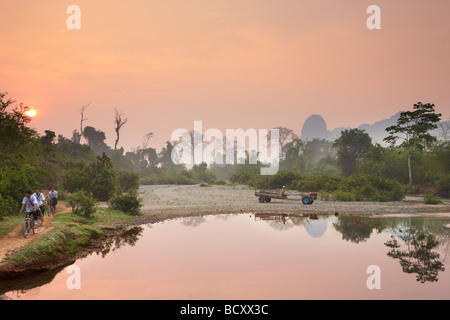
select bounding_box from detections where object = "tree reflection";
[333,216,373,243]
[384,223,445,283]
[96,226,144,258]
[180,216,206,227]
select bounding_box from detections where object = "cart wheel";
[265,197,271,203]
[259,196,265,203]
[302,196,311,205]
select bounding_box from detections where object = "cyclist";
[32,188,46,220]
[19,190,40,223]
[47,187,58,212]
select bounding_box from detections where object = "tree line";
[1,92,448,219]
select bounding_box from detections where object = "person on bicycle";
[19,190,39,222]
[32,188,46,217]
[47,187,58,210]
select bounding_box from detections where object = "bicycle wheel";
[24,220,31,239]
[31,217,39,234]
[37,212,44,227]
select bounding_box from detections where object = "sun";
[25,109,37,118]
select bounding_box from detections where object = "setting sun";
[25,108,37,118]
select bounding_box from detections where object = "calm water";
[1,213,449,300]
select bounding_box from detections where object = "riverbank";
[0,207,136,278]
[137,184,450,218]
[1,184,449,278]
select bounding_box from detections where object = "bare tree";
[72,103,90,143]
[142,132,154,149]
[114,108,128,150]
[267,126,297,160]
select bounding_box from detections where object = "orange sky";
[1,0,449,151]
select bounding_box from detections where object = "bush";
[108,191,142,215]
[332,174,404,202]
[423,193,442,205]
[0,194,17,220]
[66,191,97,218]
[61,154,119,201]
[230,168,259,185]
[295,175,342,192]
[117,170,140,192]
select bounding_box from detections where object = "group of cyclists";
[18,187,58,226]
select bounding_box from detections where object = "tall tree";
[72,103,90,143]
[384,102,442,190]
[114,108,128,150]
[333,129,372,177]
[268,127,297,161]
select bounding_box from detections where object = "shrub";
[117,170,140,192]
[230,168,259,185]
[108,191,143,215]
[66,191,97,218]
[423,193,442,205]
[0,194,16,219]
[295,175,342,192]
[332,174,404,202]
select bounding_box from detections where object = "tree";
[41,130,56,145]
[282,138,309,173]
[72,103,90,144]
[114,108,128,150]
[88,153,119,201]
[83,126,110,154]
[0,92,40,157]
[384,102,442,190]
[333,129,372,177]
[268,127,297,161]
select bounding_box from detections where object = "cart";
[254,189,318,205]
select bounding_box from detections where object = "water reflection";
[385,226,445,283]
[96,226,144,258]
[0,226,144,297]
[257,213,450,284]
[1,213,450,299]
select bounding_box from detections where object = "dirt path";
[0,211,67,263]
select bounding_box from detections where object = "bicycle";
[23,212,39,239]
[46,197,56,216]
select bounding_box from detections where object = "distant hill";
[301,112,449,143]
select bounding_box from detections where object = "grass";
[0,215,23,238]
[3,207,136,267]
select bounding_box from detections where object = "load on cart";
[254,187,318,205]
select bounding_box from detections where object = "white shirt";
[48,190,58,198]
[22,196,38,213]
[32,192,45,206]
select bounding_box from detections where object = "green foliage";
[61,153,119,201]
[66,190,97,218]
[108,190,143,215]
[191,163,217,183]
[117,170,140,192]
[230,168,260,185]
[333,128,372,177]
[294,175,341,193]
[384,102,442,189]
[423,193,442,205]
[332,174,404,202]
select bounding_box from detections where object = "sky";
[1,0,449,151]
